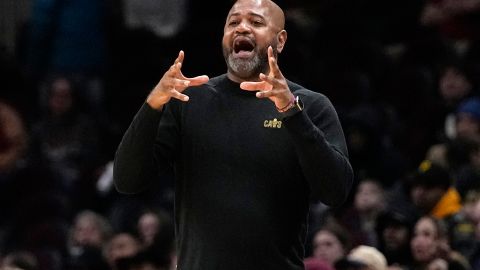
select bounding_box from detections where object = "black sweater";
[114,74,353,270]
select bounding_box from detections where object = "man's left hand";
[240,46,294,111]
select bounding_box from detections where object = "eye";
[228,20,239,26]
[252,20,264,26]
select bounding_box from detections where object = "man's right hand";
[146,51,209,110]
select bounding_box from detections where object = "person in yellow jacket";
[410,160,462,219]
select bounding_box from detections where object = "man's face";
[383,224,409,250]
[222,0,283,81]
[410,185,444,214]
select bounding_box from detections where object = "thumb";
[240,81,264,91]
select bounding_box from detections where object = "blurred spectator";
[0,101,27,173]
[349,245,387,270]
[440,65,475,114]
[0,100,27,243]
[1,250,38,270]
[409,160,461,219]
[376,208,417,268]
[439,64,477,140]
[454,97,480,140]
[410,216,470,270]
[445,137,480,199]
[68,210,112,262]
[126,207,177,269]
[311,221,352,268]
[104,232,141,270]
[136,208,173,249]
[25,0,108,114]
[65,210,112,270]
[339,178,386,247]
[420,0,480,42]
[343,107,406,188]
[0,102,70,270]
[469,198,480,268]
[445,190,480,261]
[30,76,101,208]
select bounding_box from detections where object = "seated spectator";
[410,216,470,270]
[443,137,480,199]
[1,251,38,270]
[409,160,462,220]
[445,190,480,261]
[421,0,480,42]
[455,97,480,140]
[311,221,352,268]
[136,208,173,249]
[67,211,110,269]
[339,178,386,247]
[30,76,101,204]
[0,100,27,173]
[376,208,417,268]
[68,210,112,260]
[349,245,387,270]
[467,196,480,268]
[104,232,141,270]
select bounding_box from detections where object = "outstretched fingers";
[172,78,191,88]
[185,75,209,86]
[267,46,283,78]
[174,50,184,65]
[169,51,209,101]
[240,81,265,91]
[256,90,275,98]
[170,89,190,102]
[259,72,279,86]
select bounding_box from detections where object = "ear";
[276,30,287,53]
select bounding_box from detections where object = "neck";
[226,72,259,83]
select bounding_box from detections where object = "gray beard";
[224,45,271,80]
[226,52,265,79]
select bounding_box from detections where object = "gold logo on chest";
[263,118,282,129]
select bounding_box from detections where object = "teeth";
[233,37,254,53]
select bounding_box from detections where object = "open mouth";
[233,37,255,58]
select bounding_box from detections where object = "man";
[114,0,353,269]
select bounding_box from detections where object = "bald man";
[114,0,353,269]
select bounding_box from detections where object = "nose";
[235,20,251,34]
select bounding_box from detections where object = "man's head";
[409,160,452,215]
[222,0,287,82]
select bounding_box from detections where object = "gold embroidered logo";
[263,118,282,129]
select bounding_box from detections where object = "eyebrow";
[228,12,265,20]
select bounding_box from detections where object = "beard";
[223,39,278,80]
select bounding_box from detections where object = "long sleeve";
[113,103,176,194]
[283,90,354,207]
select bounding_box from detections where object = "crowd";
[1,0,480,269]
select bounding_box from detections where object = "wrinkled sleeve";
[113,102,179,194]
[283,93,354,207]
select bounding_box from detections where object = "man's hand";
[240,46,294,111]
[147,51,209,110]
